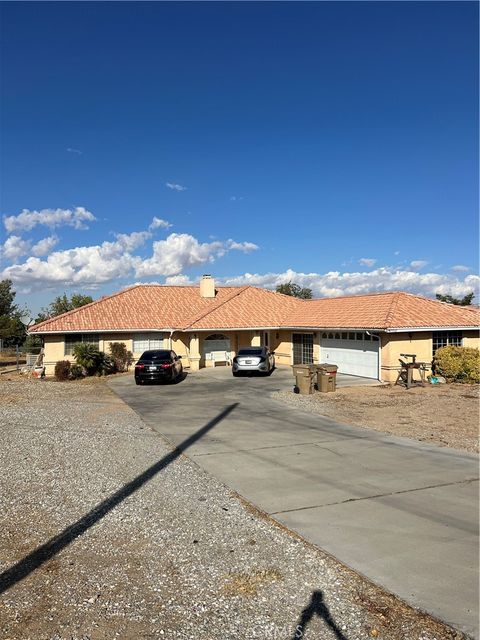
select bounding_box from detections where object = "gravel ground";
[272,383,479,453]
[0,377,468,640]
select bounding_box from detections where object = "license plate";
[245,360,252,364]
[149,366,158,371]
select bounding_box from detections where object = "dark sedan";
[134,349,183,385]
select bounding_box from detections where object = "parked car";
[134,350,183,384]
[232,347,275,376]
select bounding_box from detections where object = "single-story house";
[29,275,479,382]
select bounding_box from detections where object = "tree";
[435,292,475,306]
[276,282,313,299]
[36,292,94,323]
[0,279,27,347]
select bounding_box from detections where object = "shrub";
[434,346,480,384]
[72,343,104,376]
[109,342,133,372]
[69,363,85,380]
[97,352,116,376]
[54,360,71,381]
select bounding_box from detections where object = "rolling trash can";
[317,363,338,392]
[292,364,315,395]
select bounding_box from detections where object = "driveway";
[108,366,479,638]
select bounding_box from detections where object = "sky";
[1,1,478,316]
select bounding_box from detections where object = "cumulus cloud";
[410,260,428,270]
[451,265,470,272]
[3,207,96,234]
[67,147,82,155]
[166,182,187,192]
[31,235,59,257]
[135,234,225,278]
[164,274,193,285]
[1,228,260,291]
[1,235,31,262]
[227,240,259,253]
[359,258,377,267]
[219,267,480,300]
[149,217,172,230]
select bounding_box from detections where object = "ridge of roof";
[183,286,251,329]
[384,291,403,328]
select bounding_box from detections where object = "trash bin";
[317,363,338,392]
[291,364,315,395]
[318,372,336,392]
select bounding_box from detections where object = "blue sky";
[1,1,478,315]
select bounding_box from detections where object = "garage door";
[320,331,379,379]
[203,334,231,362]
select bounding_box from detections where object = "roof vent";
[200,274,216,298]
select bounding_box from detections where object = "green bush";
[109,342,133,372]
[69,363,85,380]
[434,346,480,383]
[97,352,116,376]
[72,343,104,376]
[54,360,71,381]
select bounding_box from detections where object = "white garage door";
[320,331,379,379]
[203,334,231,362]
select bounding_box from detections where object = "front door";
[292,333,313,364]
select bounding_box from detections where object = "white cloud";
[166,182,187,192]
[410,260,428,270]
[31,235,59,257]
[451,265,470,272]
[1,235,31,262]
[227,240,259,253]
[394,251,400,256]
[164,274,193,285]
[2,227,260,291]
[3,207,96,234]
[219,267,480,300]
[359,258,377,267]
[113,231,151,252]
[67,147,82,155]
[135,233,225,278]
[230,196,244,201]
[149,217,172,230]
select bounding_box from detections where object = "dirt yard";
[275,383,479,453]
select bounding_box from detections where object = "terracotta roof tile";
[29,286,480,334]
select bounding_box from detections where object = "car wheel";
[232,371,239,377]
[135,379,143,385]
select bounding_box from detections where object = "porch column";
[189,334,201,371]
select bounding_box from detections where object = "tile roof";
[29,286,480,334]
[285,292,480,330]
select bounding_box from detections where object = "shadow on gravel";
[292,590,349,640]
[0,403,238,594]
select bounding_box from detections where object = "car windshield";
[140,350,172,361]
[237,348,264,356]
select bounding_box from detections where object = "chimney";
[200,274,216,298]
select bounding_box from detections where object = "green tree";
[435,292,475,306]
[36,292,94,323]
[276,282,313,299]
[0,279,27,347]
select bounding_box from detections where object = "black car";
[134,350,183,385]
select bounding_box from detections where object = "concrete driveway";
[108,366,479,638]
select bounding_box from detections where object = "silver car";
[232,347,275,376]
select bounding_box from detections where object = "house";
[29,275,480,381]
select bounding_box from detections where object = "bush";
[434,346,480,383]
[97,352,116,376]
[69,363,85,380]
[109,342,133,372]
[54,360,71,381]
[72,343,104,376]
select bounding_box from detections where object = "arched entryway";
[203,333,231,363]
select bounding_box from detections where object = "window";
[341,332,347,339]
[65,333,99,355]
[322,332,328,339]
[334,332,340,339]
[356,332,363,341]
[133,333,164,353]
[432,331,463,355]
[348,332,355,340]
[292,333,313,364]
